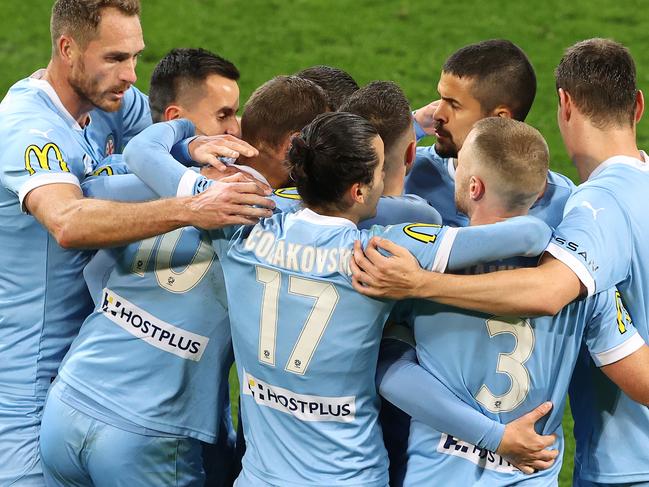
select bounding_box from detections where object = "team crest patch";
[104,133,115,156]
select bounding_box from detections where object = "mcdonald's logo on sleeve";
[24,143,70,175]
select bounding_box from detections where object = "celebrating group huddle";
[2,1,649,486]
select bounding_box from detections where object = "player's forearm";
[52,196,193,248]
[377,339,504,451]
[412,266,563,316]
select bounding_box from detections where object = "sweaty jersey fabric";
[404,145,575,227]
[545,153,649,484]
[400,259,641,486]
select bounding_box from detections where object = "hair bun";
[289,134,315,169]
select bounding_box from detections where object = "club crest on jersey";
[243,370,355,422]
[403,223,441,244]
[104,133,115,156]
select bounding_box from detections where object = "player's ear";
[492,106,513,119]
[349,182,364,205]
[57,35,76,65]
[163,105,182,122]
[558,88,571,122]
[635,90,644,124]
[278,132,299,159]
[469,175,485,201]
[404,140,416,168]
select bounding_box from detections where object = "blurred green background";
[4,1,648,484]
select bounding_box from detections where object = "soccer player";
[351,38,649,487]
[339,80,442,228]
[376,117,649,486]
[202,112,556,486]
[39,71,330,487]
[0,2,272,484]
[406,39,574,227]
[296,64,359,110]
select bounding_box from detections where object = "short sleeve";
[585,288,644,367]
[376,223,450,272]
[545,187,631,296]
[0,128,81,210]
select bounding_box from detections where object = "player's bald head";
[51,0,141,51]
[461,118,548,212]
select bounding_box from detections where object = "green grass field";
[3,1,647,484]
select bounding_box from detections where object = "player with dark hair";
[296,64,359,110]
[203,112,555,486]
[351,37,649,487]
[149,47,241,135]
[375,118,649,486]
[406,39,574,227]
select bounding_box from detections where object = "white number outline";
[474,316,535,413]
[130,228,215,293]
[255,266,339,375]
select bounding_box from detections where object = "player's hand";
[189,135,259,171]
[187,172,274,228]
[351,237,424,299]
[496,401,559,474]
[413,100,441,136]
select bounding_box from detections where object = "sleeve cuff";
[19,172,80,213]
[431,227,458,273]
[592,332,645,367]
[177,169,201,197]
[412,113,428,142]
[545,242,596,296]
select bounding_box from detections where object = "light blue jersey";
[85,84,152,158]
[209,210,458,487]
[545,153,649,484]
[0,71,149,485]
[404,145,575,227]
[207,207,552,487]
[51,167,234,441]
[401,266,642,486]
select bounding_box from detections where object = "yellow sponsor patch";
[403,223,442,244]
[24,142,69,175]
[273,187,302,200]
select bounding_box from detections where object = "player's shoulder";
[415,145,448,168]
[371,195,442,226]
[547,169,576,192]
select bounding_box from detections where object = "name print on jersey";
[244,226,353,276]
[101,288,209,361]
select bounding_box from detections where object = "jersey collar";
[447,158,457,181]
[291,208,356,228]
[28,69,84,131]
[232,163,270,187]
[588,150,649,180]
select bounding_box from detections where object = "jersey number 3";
[475,317,535,413]
[256,266,339,375]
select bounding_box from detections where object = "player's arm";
[585,289,649,405]
[124,119,260,198]
[602,346,649,405]
[412,100,440,141]
[377,335,558,473]
[24,174,273,248]
[351,216,581,315]
[82,173,158,202]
